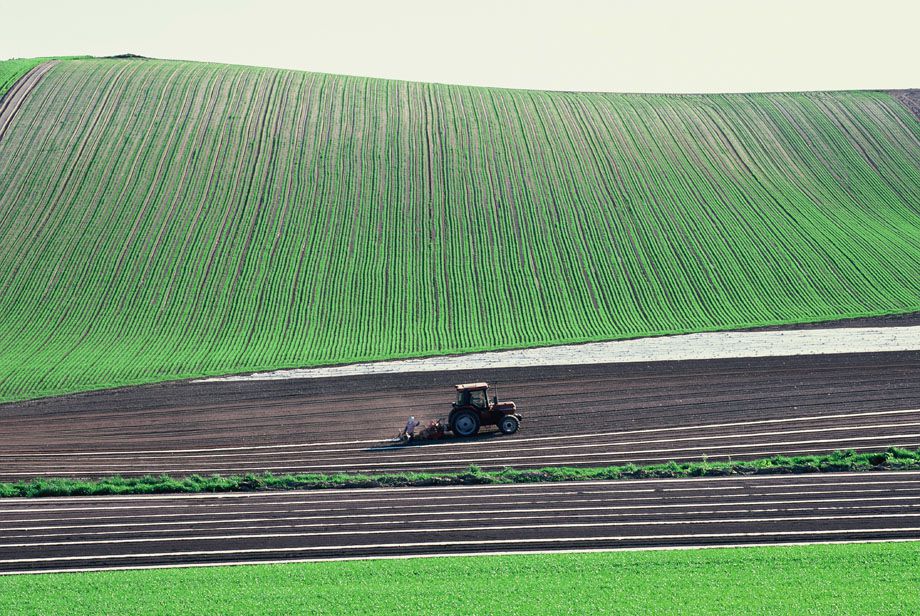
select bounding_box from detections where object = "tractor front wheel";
[498,415,520,435]
[451,410,481,437]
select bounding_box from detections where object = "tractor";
[449,382,521,436]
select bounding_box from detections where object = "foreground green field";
[0,58,918,402]
[1,542,917,615]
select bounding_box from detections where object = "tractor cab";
[449,382,521,437]
[455,385,490,409]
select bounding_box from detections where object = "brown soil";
[0,472,917,573]
[1,351,917,479]
[888,89,920,121]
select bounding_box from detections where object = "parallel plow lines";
[2,472,919,573]
[1,352,917,478]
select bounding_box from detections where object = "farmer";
[402,416,420,441]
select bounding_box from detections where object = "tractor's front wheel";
[451,410,481,437]
[498,415,520,435]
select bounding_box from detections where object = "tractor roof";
[455,382,488,391]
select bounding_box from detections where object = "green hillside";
[0,58,45,97]
[0,57,918,402]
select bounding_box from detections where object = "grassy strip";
[3,447,919,498]
[2,542,919,615]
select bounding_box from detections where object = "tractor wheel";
[498,415,520,435]
[451,410,480,437]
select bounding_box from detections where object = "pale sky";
[2,0,918,93]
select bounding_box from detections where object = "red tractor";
[449,382,521,436]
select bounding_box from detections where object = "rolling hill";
[0,57,918,402]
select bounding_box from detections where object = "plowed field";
[2,472,918,574]
[2,351,917,479]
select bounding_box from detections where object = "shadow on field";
[365,430,508,453]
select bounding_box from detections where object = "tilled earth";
[1,472,918,574]
[1,351,917,479]
[2,349,919,573]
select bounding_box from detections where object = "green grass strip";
[1,542,919,615]
[3,447,919,498]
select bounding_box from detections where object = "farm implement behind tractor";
[390,382,522,444]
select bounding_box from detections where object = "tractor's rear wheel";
[498,415,520,435]
[451,410,480,437]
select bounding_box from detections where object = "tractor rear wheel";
[451,410,480,437]
[498,415,520,435]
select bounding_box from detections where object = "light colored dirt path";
[199,325,920,382]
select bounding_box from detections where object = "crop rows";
[0,58,918,402]
[0,58,46,99]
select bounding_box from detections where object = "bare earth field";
[1,472,918,574]
[889,89,920,121]
[2,320,918,573]
[1,351,917,478]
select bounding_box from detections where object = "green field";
[1,542,918,615]
[0,58,45,98]
[0,58,917,402]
